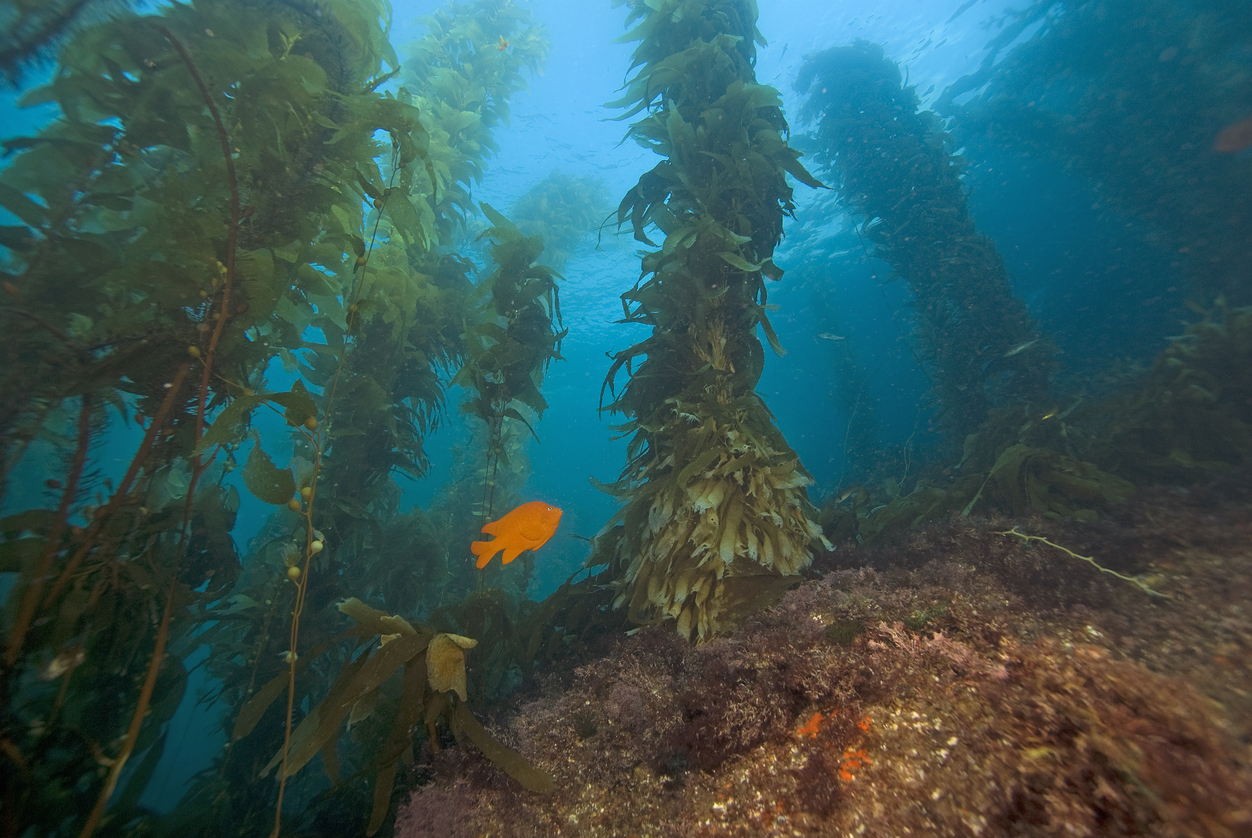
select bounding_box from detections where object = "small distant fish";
[497,35,509,51]
[833,485,864,504]
[471,501,562,568]
[1003,338,1039,358]
[817,332,846,341]
[39,646,85,680]
[1214,115,1252,153]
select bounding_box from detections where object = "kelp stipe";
[595,0,829,641]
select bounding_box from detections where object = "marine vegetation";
[941,0,1252,305]
[0,0,431,833]
[510,169,610,271]
[0,0,147,86]
[595,0,829,641]
[796,41,1055,445]
[228,597,552,836]
[0,0,567,834]
[821,301,1252,549]
[401,0,549,247]
[454,204,566,531]
[1090,300,1252,484]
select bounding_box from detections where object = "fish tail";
[470,539,501,569]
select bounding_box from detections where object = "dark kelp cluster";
[786,6,1249,539]
[593,0,829,642]
[941,0,1252,305]
[796,41,1054,446]
[798,35,1252,554]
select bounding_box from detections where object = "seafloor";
[394,470,1252,837]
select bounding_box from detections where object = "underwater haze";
[2,0,1252,835]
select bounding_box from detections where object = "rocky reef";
[394,470,1252,837]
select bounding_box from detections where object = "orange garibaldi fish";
[470,501,562,569]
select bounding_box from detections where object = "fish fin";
[470,539,501,569]
[480,519,502,536]
[501,546,526,565]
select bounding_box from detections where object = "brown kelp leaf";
[424,690,450,749]
[348,688,378,729]
[232,628,360,742]
[368,760,400,837]
[242,439,295,505]
[338,597,417,637]
[366,659,428,836]
[321,738,340,785]
[451,702,555,793]
[234,670,294,743]
[427,633,477,701]
[276,632,430,778]
[261,650,371,777]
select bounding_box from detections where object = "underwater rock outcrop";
[393,480,1252,837]
[596,0,828,641]
[797,42,1055,445]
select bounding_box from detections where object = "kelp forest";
[2,0,1252,836]
[0,0,584,834]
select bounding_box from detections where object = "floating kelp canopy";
[796,41,1055,446]
[595,0,828,641]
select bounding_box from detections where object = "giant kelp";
[0,0,561,834]
[182,3,560,835]
[820,298,1252,548]
[455,204,565,521]
[0,0,430,834]
[226,597,552,836]
[401,0,549,247]
[596,0,828,641]
[0,0,145,87]
[1091,301,1252,484]
[796,42,1054,445]
[510,169,610,271]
